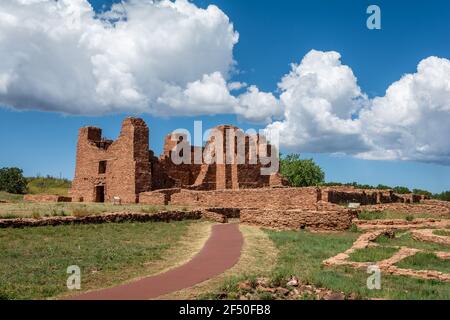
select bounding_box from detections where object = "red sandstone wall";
[170,187,319,209]
[363,201,450,217]
[70,118,151,203]
[140,189,181,205]
[240,208,355,231]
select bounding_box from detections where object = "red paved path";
[68,223,243,300]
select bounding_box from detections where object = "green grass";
[26,177,71,196]
[396,252,450,274]
[268,230,450,299]
[357,210,441,221]
[433,230,450,237]
[0,220,193,299]
[375,232,450,252]
[208,229,450,300]
[0,202,172,219]
[0,191,24,203]
[0,177,71,204]
[349,246,398,263]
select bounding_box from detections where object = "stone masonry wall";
[140,188,181,205]
[169,187,319,209]
[70,118,151,204]
[240,208,356,231]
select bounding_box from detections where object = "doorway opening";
[95,186,105,203]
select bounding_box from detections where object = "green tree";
[412,188,432,197]
[392,186,411,194]
[433,190,450,201]
[280,154,325,187]
[0,167,28,194]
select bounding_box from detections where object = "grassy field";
[0,202,183,219]
[26,177,71,196]
[375,231,450,252]
[0,220,208,299]
[0,177,70,204]
[0,191,23,203]
[205,229,450,300]
[433,230,450,237]
[349,246,398,262]
[397,252,450,274]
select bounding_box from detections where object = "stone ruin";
[70,117,285,204]
[63,117,448,231]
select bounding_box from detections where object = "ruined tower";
[70,118,151,203]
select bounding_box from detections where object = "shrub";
[433,190,450,202]
[26,176,71,196]
[72,207,92,217]
[412,188,432,197]
[349,224,359,232]
[392,186,411,194]
[280,154,325,187]
[31,210,41,219]
[0,167,27,194]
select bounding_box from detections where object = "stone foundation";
[23,194,72,203]
[0,210,204,228]
[362,201,450,217]
[240,208,356,231]
[139,188,181,205]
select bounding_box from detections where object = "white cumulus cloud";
[0,0,278,121]
[266,50,368,153]
[0,1,449,165]
[357,56,450,165]
[266,51,450,165]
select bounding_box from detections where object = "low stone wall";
[354,218,450,231]
[326,190,379,205]
[323,230,450,282]
[201,210,228,223]
[320,187,426,205]
[411,229,450,246]
[23,194,72,203]
[362,201,450,217]
[170,187,319,209]
[240,208,356,231]
[139,188,181,205]
[0,210,203,228]
[205,207,240,218]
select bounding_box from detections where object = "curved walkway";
[68,223,243,300]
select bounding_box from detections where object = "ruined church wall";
[70,118,151,204]
[70,127,109,202]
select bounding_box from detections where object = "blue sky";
[0,0,449,193]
